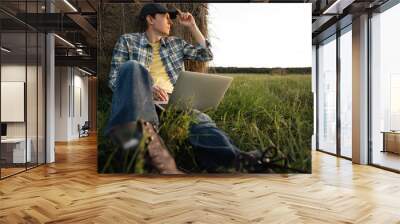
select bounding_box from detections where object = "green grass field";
[207,74,313,172]
[98,74,313,173]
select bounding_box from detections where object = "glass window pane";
[318,36,337,154]
[25,0,39,169]
[1,30,28,177]
[38,32,45,165]
[340,28,352,158]
[371,3,400,171]
[1,0,46,179]
[27,31,38,169]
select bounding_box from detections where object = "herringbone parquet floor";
[1,135,400,224]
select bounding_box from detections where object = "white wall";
[72,72,89,138]
[1,63,46,164]
[1,65,26,134]
[55,67,89,141]
[1,65,40,137]
[55,66,69,141]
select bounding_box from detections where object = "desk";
[381,131,400,154]
[1,138,31,163]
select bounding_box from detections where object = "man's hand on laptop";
[152,85,169,102]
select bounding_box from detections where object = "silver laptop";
[155,71,233,112]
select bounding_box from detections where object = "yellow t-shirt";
[148,41,174,93]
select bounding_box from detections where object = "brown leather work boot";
[141,120,184,174]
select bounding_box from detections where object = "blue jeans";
[105,60,239,171]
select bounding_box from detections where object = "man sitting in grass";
[105,3,269,174]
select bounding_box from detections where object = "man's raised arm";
[176,10,213,62]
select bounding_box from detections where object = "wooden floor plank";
[0,135,399,223]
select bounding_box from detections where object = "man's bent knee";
[120,60,146,73]
[118,60,152,85]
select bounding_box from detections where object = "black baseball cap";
[139,3,178,20]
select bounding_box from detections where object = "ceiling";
[0,0,97,74]
[0,0,395,74]
[309,0,390,43]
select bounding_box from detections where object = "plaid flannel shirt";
[108,32,213,92]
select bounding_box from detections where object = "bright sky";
[207,3,311,68]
